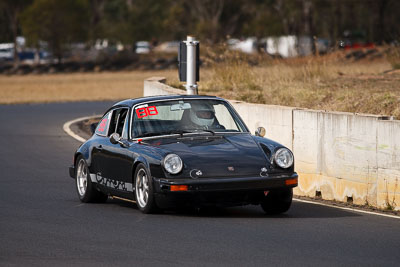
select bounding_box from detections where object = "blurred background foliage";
[0,0,399,56]
[1,0,400,116]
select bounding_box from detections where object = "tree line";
[1,0,399,62]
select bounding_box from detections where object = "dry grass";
[196,49,400,118]
[2,47,400,118]
[386,47,400,69]
[0,70,178,104]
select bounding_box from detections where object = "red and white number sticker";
[136,106,158,118]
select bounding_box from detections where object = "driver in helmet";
[189,103,216,128]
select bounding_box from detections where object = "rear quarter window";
[95,112,112,136]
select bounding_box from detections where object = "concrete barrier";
[143,77,400,210]
[143,77,184,96]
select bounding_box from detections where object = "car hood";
[146,133,269,178]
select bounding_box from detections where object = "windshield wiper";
[137,130,191,138]
[137,132,160,138]
[191,129,215,135]
[137,129,215,138]
[167,130,191,137]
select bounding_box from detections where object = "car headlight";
[163,154,183,174]
[274,148,293,168]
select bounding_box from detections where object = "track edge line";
[293,198,400,219]
[63,115,100,143]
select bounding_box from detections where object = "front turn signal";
[285,178,298,186]
[170,185,188,191]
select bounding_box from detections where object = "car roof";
[112,95,224,108]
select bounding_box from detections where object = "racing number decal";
[136,108,147,118]
[147,106,158,116]
[136,106,158,118]
[98,118,108,132]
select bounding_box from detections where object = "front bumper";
[153,173,297,208]
[155,173,298,193]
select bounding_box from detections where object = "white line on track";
[63,115,100,143]
[294,198,399,219]
[63,116,399,220]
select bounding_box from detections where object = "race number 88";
[136,106,158,118]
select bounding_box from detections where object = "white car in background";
[0,43,14,61]
[154,41,180,53]
[135,41,151,54]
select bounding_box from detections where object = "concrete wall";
[143,77,184,97]
[144,77,400,210]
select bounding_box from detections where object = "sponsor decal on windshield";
[136,106,158,118]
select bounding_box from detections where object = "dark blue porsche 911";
[69,95,298,214]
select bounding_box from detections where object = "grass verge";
[0,70,178,104]
[1,47,400,119]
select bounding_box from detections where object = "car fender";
[132,156,151,177]
[252,136,287,154]
[74,141,94,168]
[252,135,295,172]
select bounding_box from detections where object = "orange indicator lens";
[285,178,298,186]
[170,185,188,191]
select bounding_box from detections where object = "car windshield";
[131,99,248,138]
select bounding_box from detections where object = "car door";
[91,111,112,180]
[96,107,134,195]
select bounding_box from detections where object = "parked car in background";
[135,41,151,54]
[154,41,180,53]
[0,43,13,61]
[338,30,374,49]
[0,38,50,63]
[69,95,298,214]
[228,37,258,54]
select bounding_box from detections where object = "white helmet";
[189,103,215,127]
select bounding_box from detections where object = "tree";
[128,0,173,43]
[0,0,33,67]
[242,0,289,37]
[20,0,89,62]
[99,0,180,45]
[173,0,250,43]
[88,0,106,42]
[190,0,225,43]
[100,0,131,44]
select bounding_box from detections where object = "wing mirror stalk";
[110,133,130,148]
[255,127,266,137]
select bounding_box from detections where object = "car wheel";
[134,163,159,214]
[75,156,108,203]
[261,188,293,215]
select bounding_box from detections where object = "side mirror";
[110,133,130,148]
[255,127,266,137]
[110,133,121,145]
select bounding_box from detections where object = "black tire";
[134,163,159,214]
[261,188,293,215]
[75,156,108,203]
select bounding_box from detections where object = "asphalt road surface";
[0,102,399,266]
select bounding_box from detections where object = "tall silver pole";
[184,35,198,95]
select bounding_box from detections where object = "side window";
[116,109,128,137]
[95,112,112,136]
[108,108,128,137]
